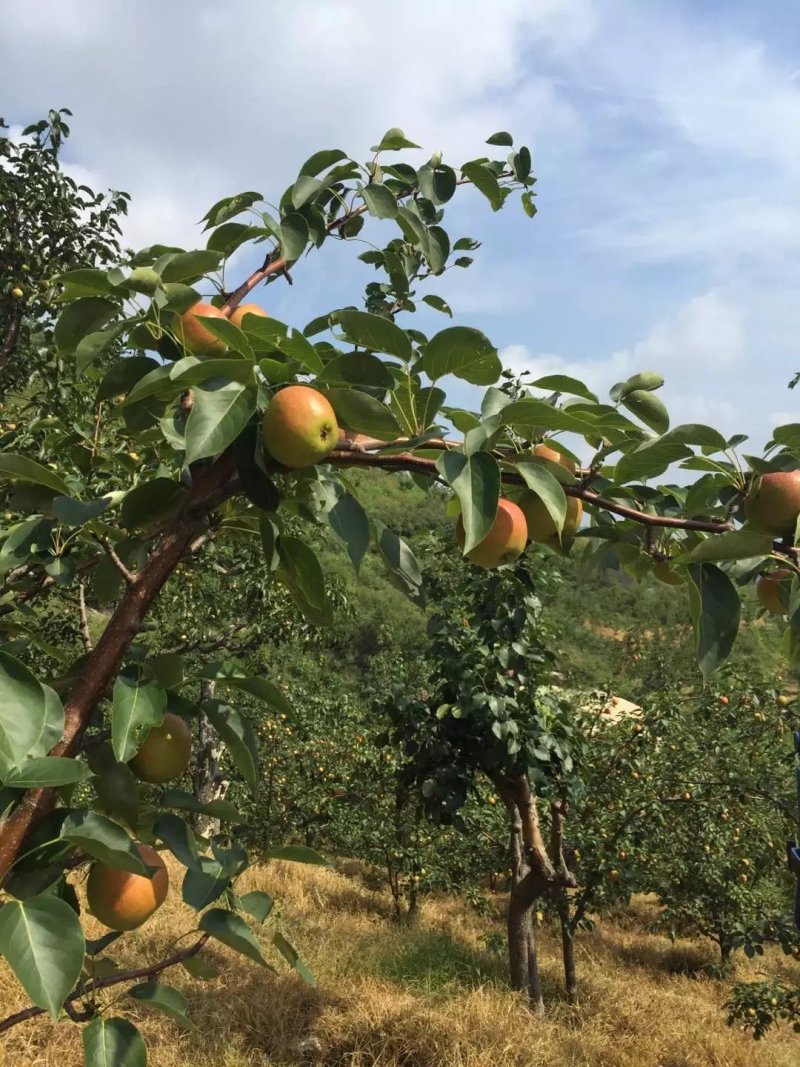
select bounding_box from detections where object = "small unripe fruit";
[262,385,339,468]
[2,512,12,521]
[11,287,23,299]
[719,695,730,706]
[738,873,748,883]
[608,868,620,882]
[130,712,192,783]
[87,843,168,930]
[777,694,793,707]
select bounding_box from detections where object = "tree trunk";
[504,794,545,1012]
[192,680,229,838]
[556,888,578,1003]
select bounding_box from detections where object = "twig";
[0,933,211,1034]
[94,536,137,586]
[77,582,93,652]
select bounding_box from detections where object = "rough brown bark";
[556,888,578,1003]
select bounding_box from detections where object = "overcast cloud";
[2,0,797,453]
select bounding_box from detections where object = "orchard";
[1,109,800,1062]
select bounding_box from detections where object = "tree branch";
[77,581,92,653]
[94,535,137,586]
[0,933,211,1034]
[0,457,237,884]
[325,446,735,534]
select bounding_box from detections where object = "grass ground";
[2,858,798,1066]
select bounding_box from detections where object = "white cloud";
[502,292,747,433]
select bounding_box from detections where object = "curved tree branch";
[0,933,210,1034]
[0,457,237,883]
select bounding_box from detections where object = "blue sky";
[3,0,798,453]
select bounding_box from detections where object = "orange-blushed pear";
[745,470,800,537]
[262,385,339,468]
[533,442,576,473]
[173,301,228,356]
[455,498,527,568]
[86,843,168,931]
[519,491,583,547]
[229,302,268,329]
[130,712,192,784]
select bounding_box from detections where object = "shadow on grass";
[368,927,508,995]
[594,927,714,977]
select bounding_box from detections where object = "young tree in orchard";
[1,110,800,1058]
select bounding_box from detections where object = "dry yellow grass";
[2,858,798,1066]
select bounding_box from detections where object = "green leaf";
[265,844,329,865]
[154,812,201,869]
[461,162,503,210]
[501,399,624,437]
[199,908,270,967]
[621,390,670,433]
[620,370,664,395]
[240,316,324,375]
[181,954,220,980]
[279,212,309,262]
[277,536,333,627]
[436,452,500,553]
[0,652,47,774]
[486,131,513,146]
[360,183,398,219]
[420,326,500,385]
[232,422,280,512]
[615,439,692,484]
[203,700,260,796]
[111,675,166,764]
[120,479,187,532]
[665,424,729,451]
[76,322,128,373]
[421,295,452,317]
[239,890,274,923]
[0,896,85,1019]
[161,788,241,823]
[299,148,348,177]
[0,516,52,577]
[326,388,402,441]
[328,493,370,572]
[52,495,111,527]
[55,297,118,354]
[273,930,316,985]
[318,352,394,390]
[60,811,148,874]
[291,175,323,209]
[83,1017,147,1067]
[680,530,773,564]
[202,191,262,229]
[128,981,197,1032]
[0,454,71,496]
[206,222,263,255]
[418,164,457,205]
[335,309,413,361]
[371,127,421,152]
[531,375,598,403]
[3,757,91,788]
[513,459,567,535]
[374,521,425,607]
[54,267,120,297]
[182,858,230,911]
[686,563,741,680]
[184,381,257,464]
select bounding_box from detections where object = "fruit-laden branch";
[0,458,237,884]
[0,933,211,1034]
[326,447,736,534]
